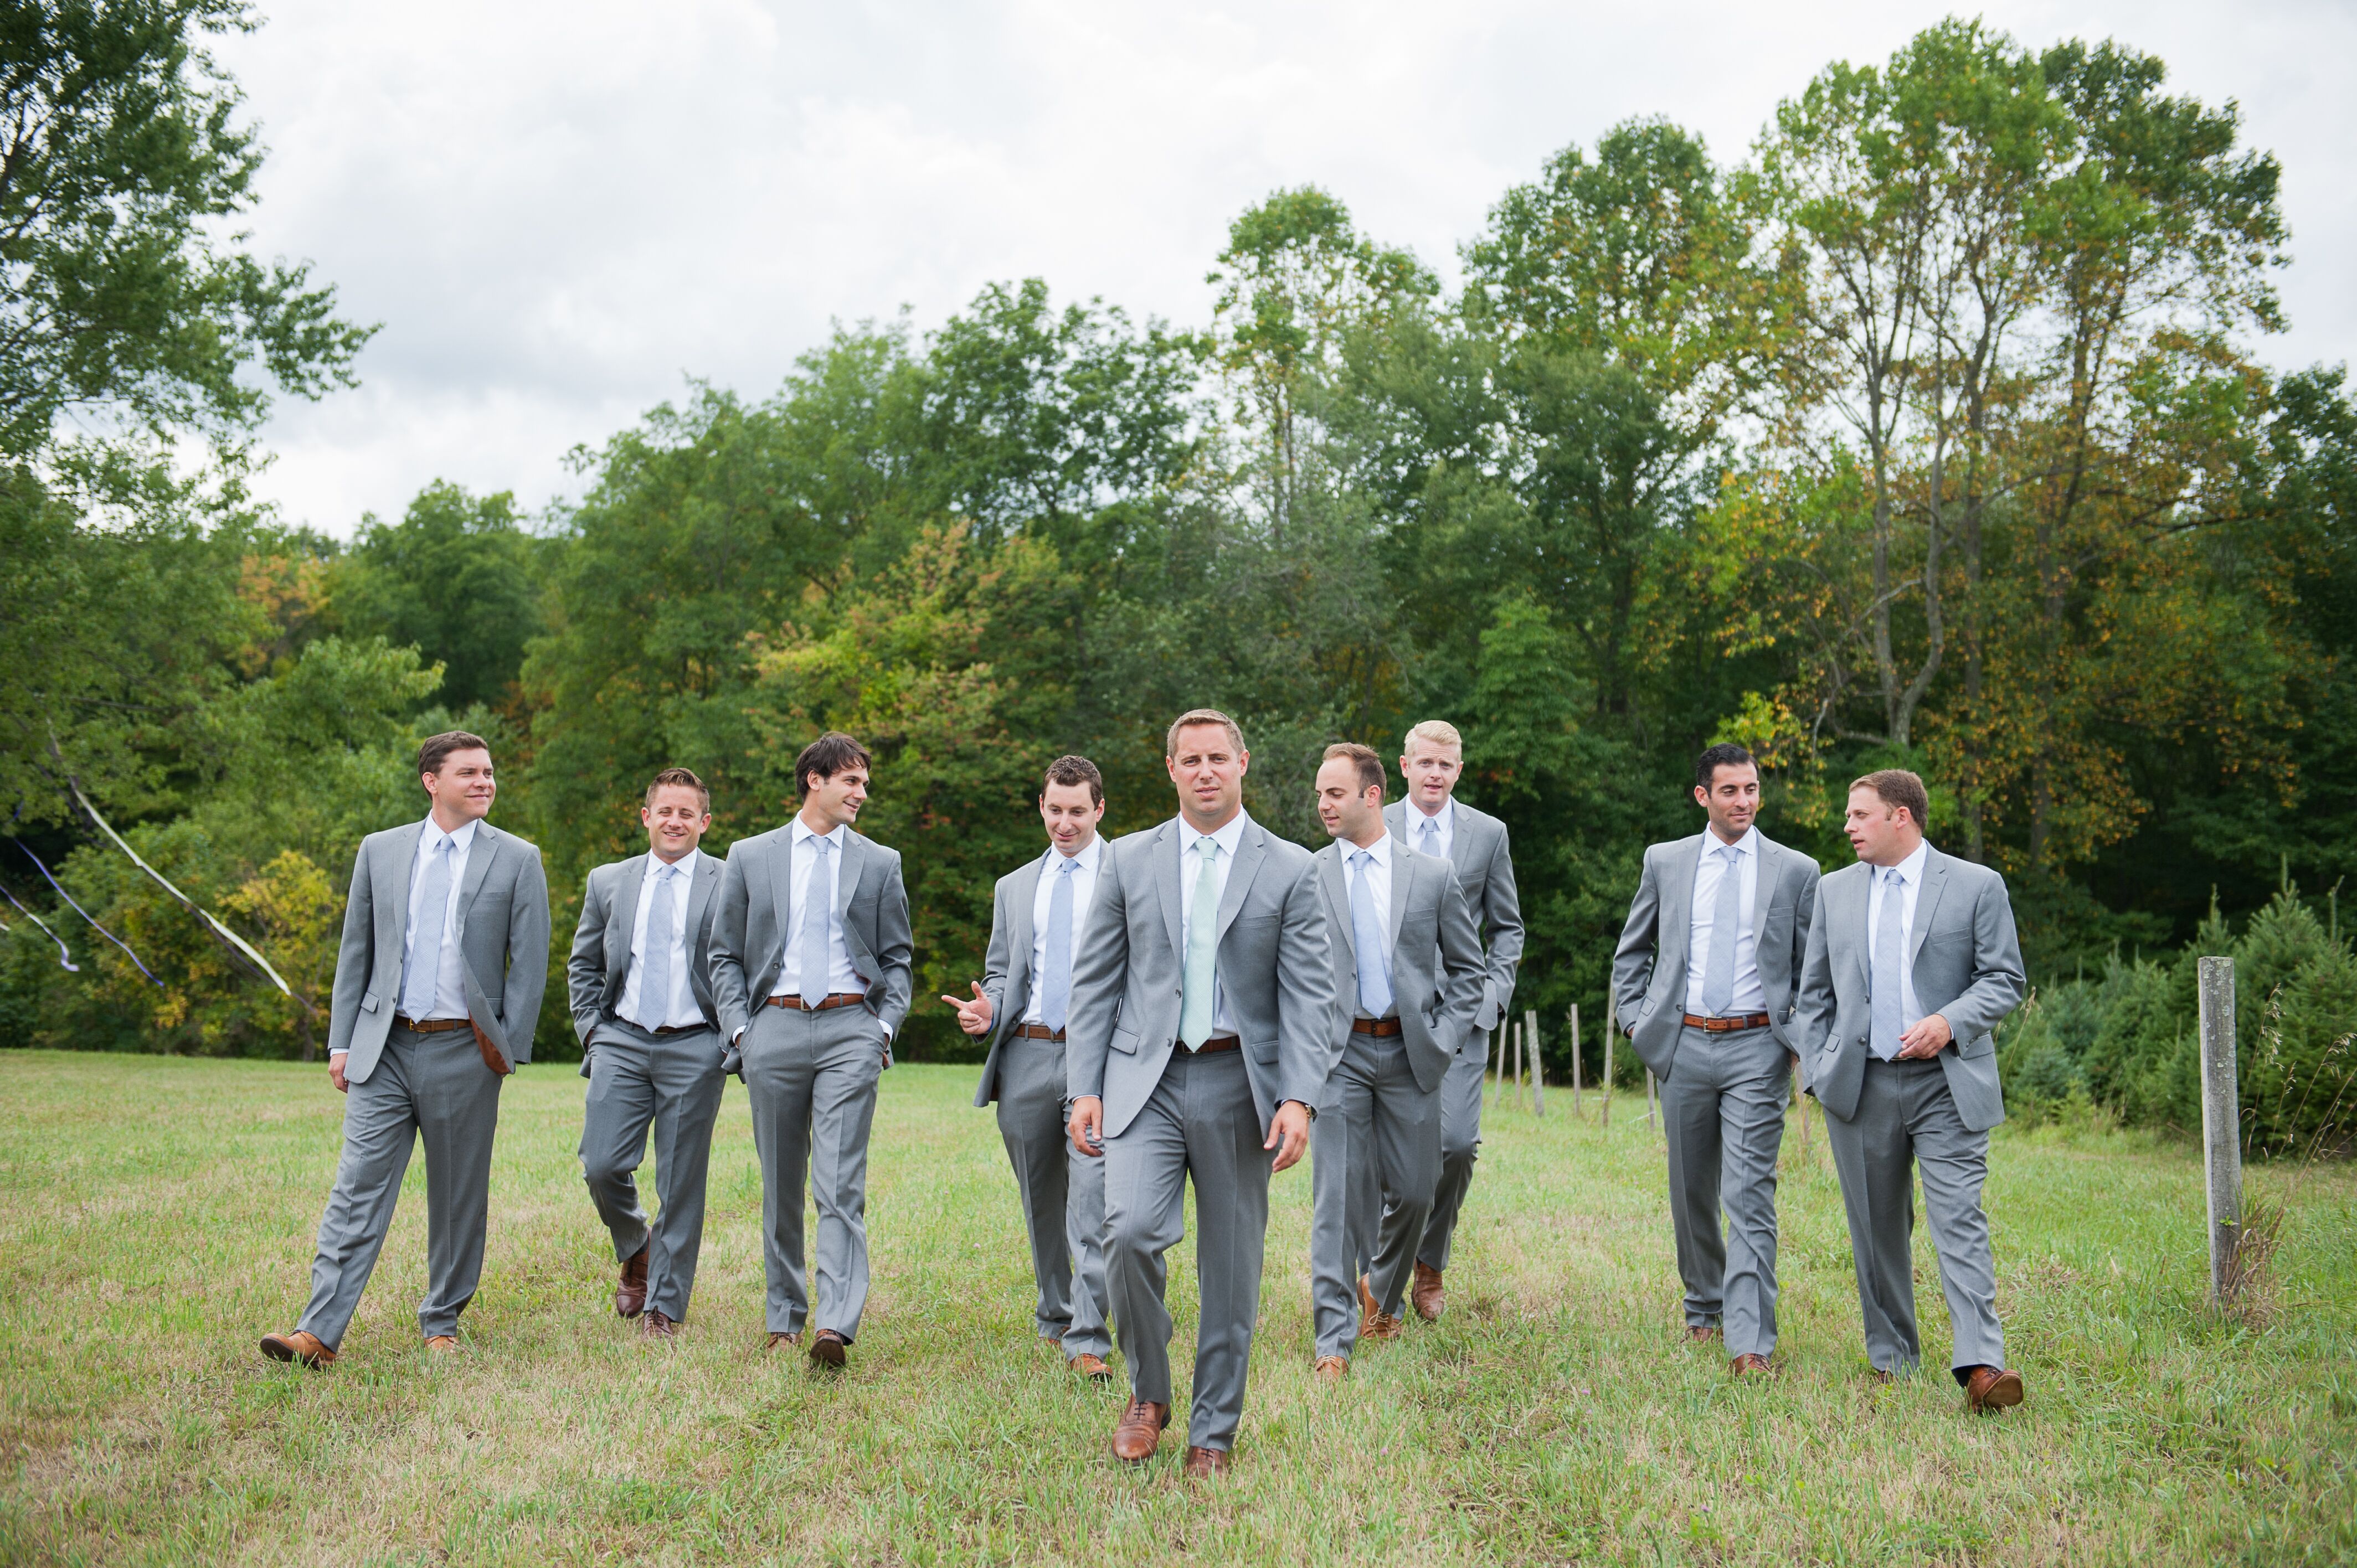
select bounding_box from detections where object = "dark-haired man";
[1796,769,2027,1411]
[1066,709,1334,1477]
[709,732,913,1369]
[261,731,550,1367]
[568,767,727,1338]
[1306,744,1484,1381]
[944,755,1116,1380]
[1382,718,1522,1323]
[1611,743,1818,1374]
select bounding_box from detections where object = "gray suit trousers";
[743,1002,886,1340]
[298,1023,503,1348]
[1103,1047,1273,1454]
[1408,1031,1485,1273]
[1823,1056,2005,1378]
[579,1020,726,1322]
[992,1032,1111,1356]
[1658,1023,1789,1358]
[1312,1029,1440,1357]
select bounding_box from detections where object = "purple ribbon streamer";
[14,841,161,987]
[0,882,77,971]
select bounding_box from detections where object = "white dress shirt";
[770,817,887,1040]
[1682,826,1766,1015]
[402,816,477,1022]
[1177,810,1251,1038]
[1022,835,1104,1025]
[1403,797,1455,861]
[1865,839,1931,1039]
[1345,831,1395,1019]
[616,850,708,1031]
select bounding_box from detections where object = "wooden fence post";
[1527,1007,1545,1116]
[2199,955,2242,1304]
[1568,1003,1582,1118]
[1601,993,1614,1127]
[1490,1018,1506,1111]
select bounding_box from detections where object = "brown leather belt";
[1014,1022,1066,1041]
[1190,1034,1241,1054]
[395,1015,471,1034]
[649,1023,709,1036]
[1682,1012,1772,1033]
[767,992,866,1012]
[1351,1017,1404,1036]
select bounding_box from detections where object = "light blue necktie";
[638,863,677,1029]
[1180,836,1221,1048]
[400,834,454,1019]
[1417,816,1443,859]
[799,835,833,1008]
[1041,855,1077,1034]
[1349,849,1394,1018]
[1701,843,1742,1016]
[1871,866,1906,1059]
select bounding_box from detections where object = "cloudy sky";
[210,0,2357,535]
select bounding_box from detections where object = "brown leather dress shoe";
[1409,1261,1444,1322]
[1183,1446,1229,1478]
[641,1311,678,1339]
[1111,1396,1170,1463]
[1314,1355,1348,1385]
[1685,1325,1722,1344]
[615,1245,650,1319]
[424,1335,458,1354]
[1963,1365,2025,1412]
[1068,1352,1113,1381]
[1357,1275,1403,1342]
[259,1330,334,1368]
[765,1330,801,1352]
[808,1328,850,1368]
[1867,1368,1896,1386]
[1730,1353,1772,1377]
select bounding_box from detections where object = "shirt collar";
[791,816,848,851]
[420,816,480,854]
[1183,811,1250,858]
[1704,825,1758,860]
[645,847,700,881]
[1888,839,1931,885]
[1407,797,1453,834]
[1050,834,1103,874]
[1346,831,1392,869]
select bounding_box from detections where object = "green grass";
[0,1050,2350,1565]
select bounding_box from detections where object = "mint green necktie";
[1180,835,1221,1048]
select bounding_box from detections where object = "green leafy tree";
[331,481,542,711]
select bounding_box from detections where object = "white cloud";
[214,0,2357,533]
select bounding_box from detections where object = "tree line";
[2,8,2351,1149]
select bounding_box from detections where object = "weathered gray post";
[1568,1002,1583,1117]
[1601,993,1614,1127]
[1646,1069,1658,1134]
[1527,1007,1545,1116]
[1490,1019,1506,1111]
[2198,955,2242,1304]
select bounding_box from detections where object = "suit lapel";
[834,832,866,923]
[1664,834,1704,970]
[1214,820,1265,945]
[768,831,796,971]
[685,851,718,946]
[1318,847,1355,967]
[1155,821,1184,958]
[610,855,646,981]
[1009,850,1048,993]
[385,826,421,951]
[457,823,499,916]
[1749,837,1779,947]
[1909,848,1949,966]
[1385,847,1409,951]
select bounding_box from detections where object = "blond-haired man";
[1381,719,1522,1322]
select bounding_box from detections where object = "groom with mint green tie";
[1066,709,1335,1478]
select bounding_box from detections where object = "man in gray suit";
[709,731,913,1370]
[943,755,1115,1380]
[1066,709,1334,1477]
[1795,768,2029,1412]
[1611,743,1819,1374]
[261,731,550,1367]
[1306,744,1485,1382]
[568,766,728,1339]
[1381,718,1523,1322]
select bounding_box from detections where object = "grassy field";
[0,1051,2351,1566]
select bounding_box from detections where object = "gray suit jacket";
[1311,840,1488,1092]
[1794,844,2026,1134]
[1066,814,1336,1140]
[567,850,725,1071]
[707,822,914,1054]
[1610,829,1820,1080]
[973,847,1057,1107]
[326,818,551,1084]
[1384,798,1524,1032]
